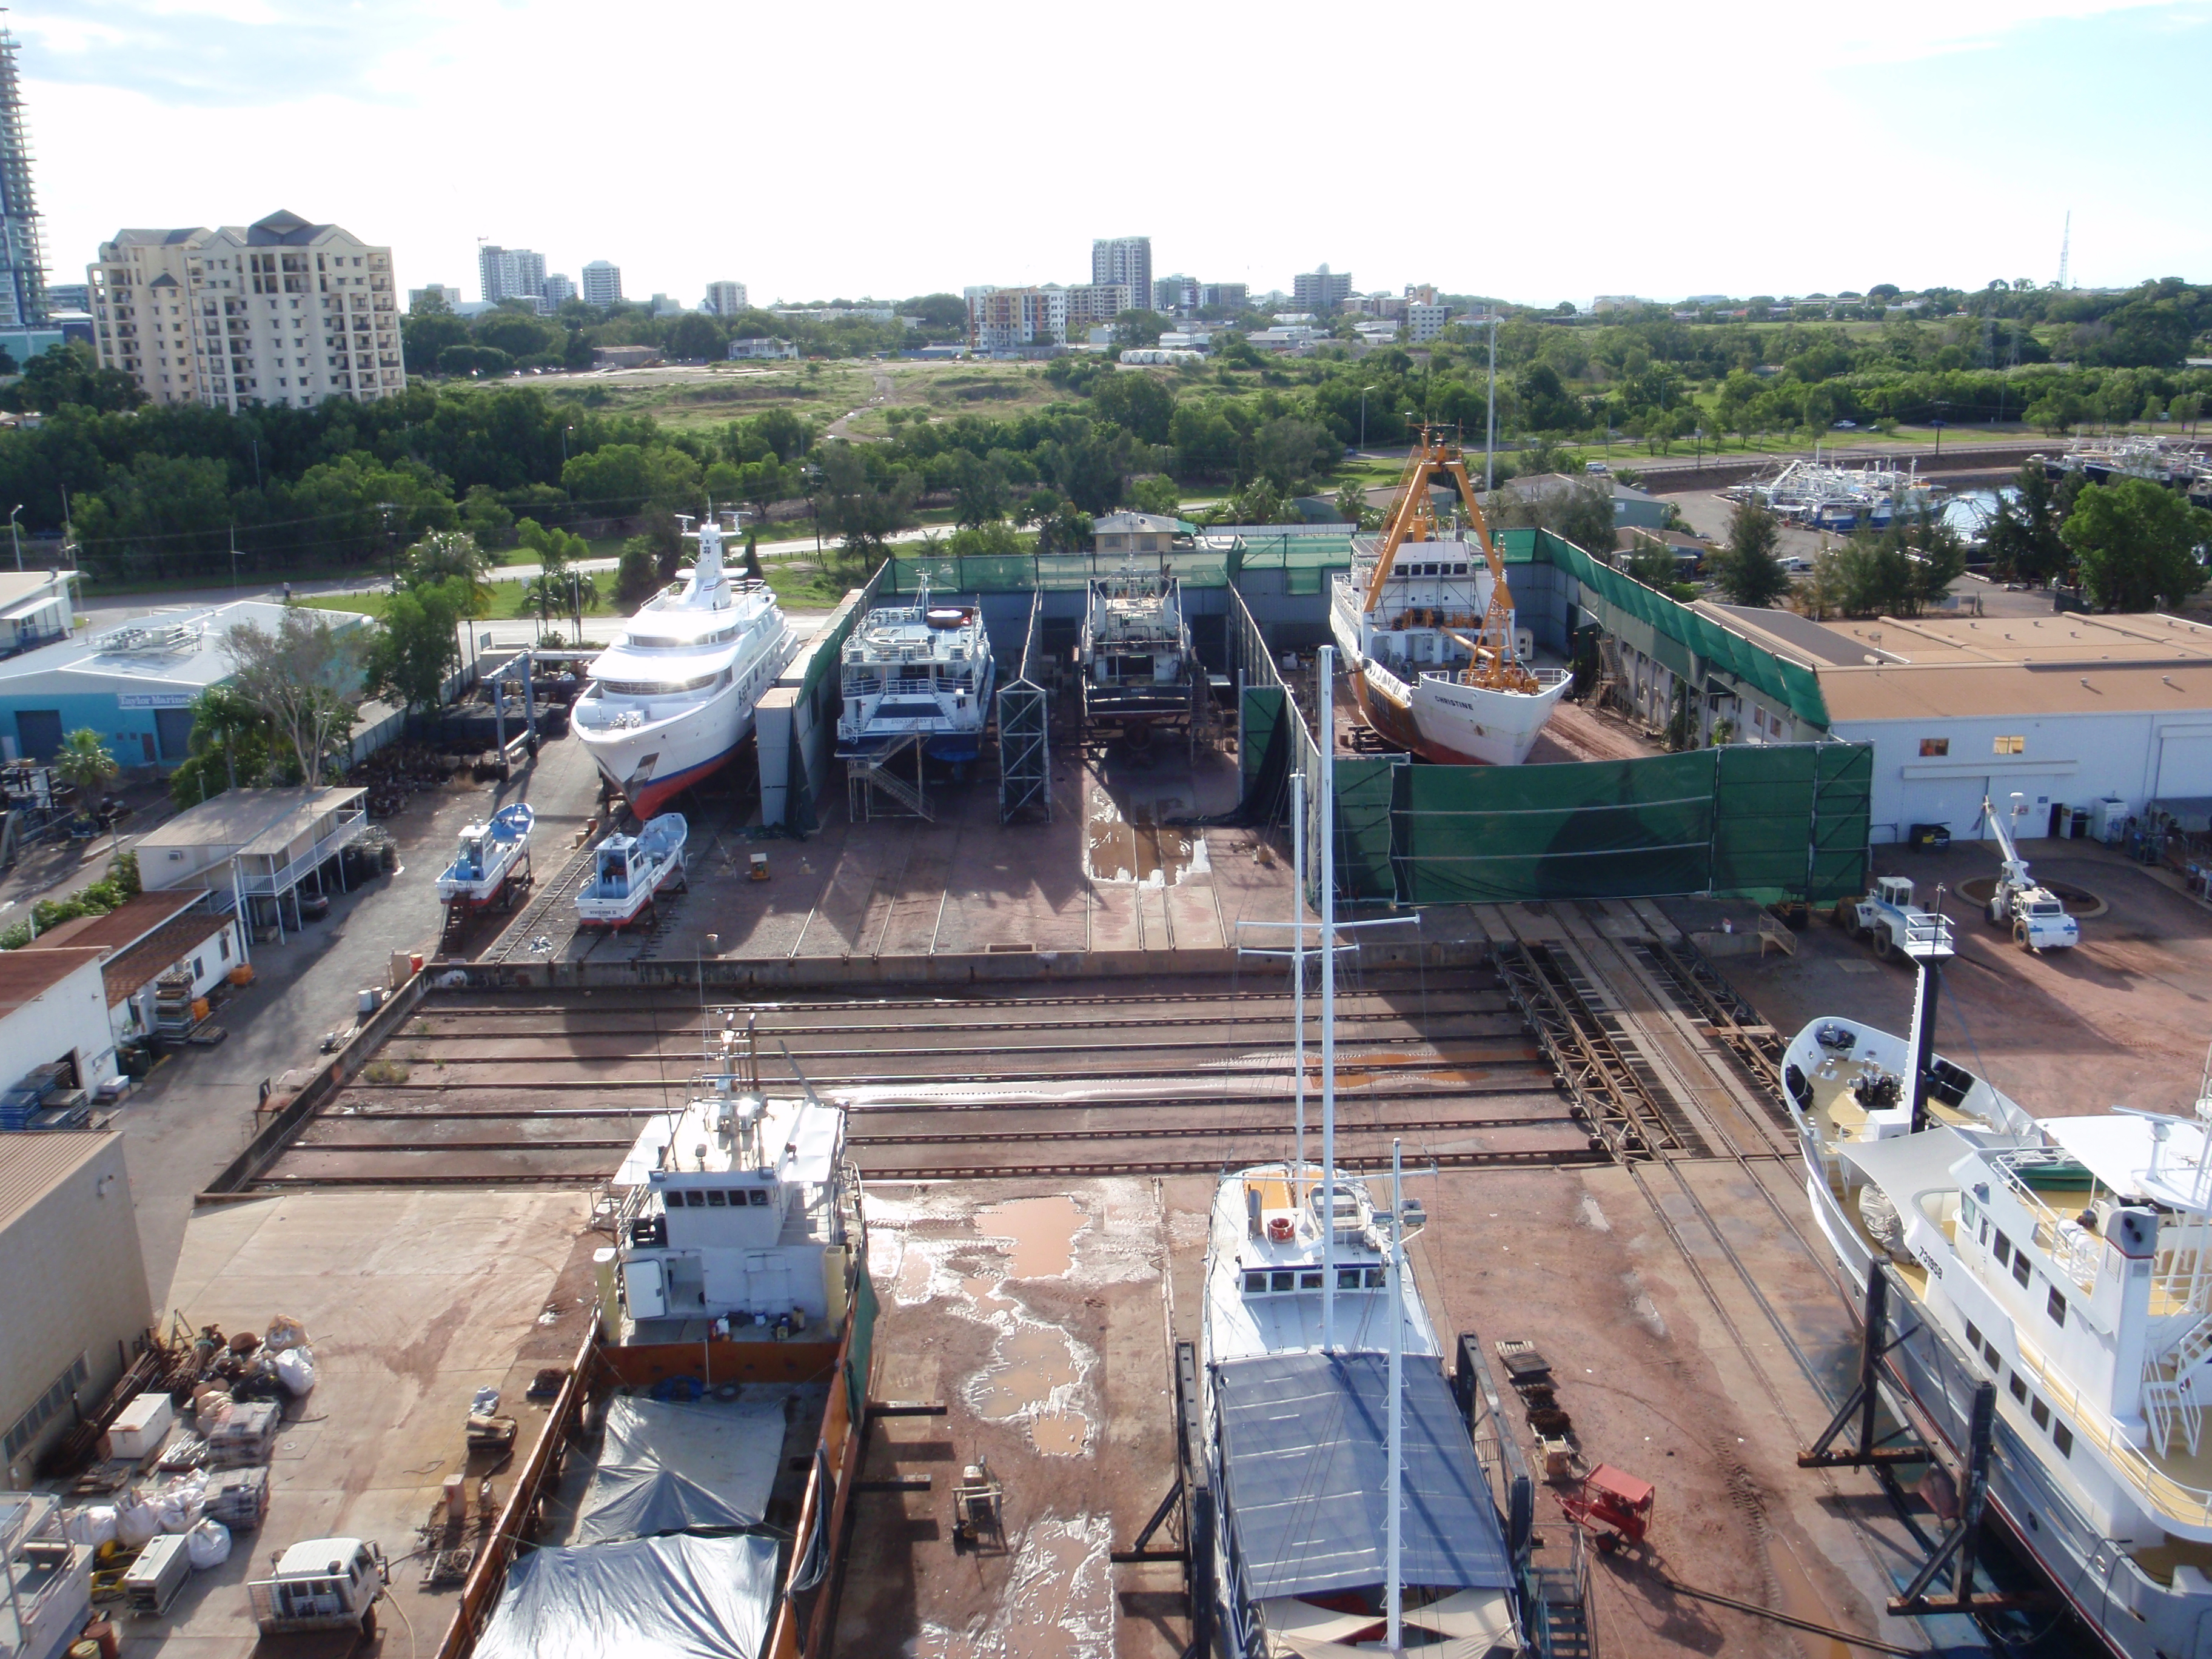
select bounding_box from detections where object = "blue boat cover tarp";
[1213,1350,1512,1601]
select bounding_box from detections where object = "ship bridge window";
[2013,1248,2033,1289]
[1993,1231,2012,1266]
[1242,1270,1269,1294]
[595,669,728,697]
[1364,1266,1386,1288]
[706,1189,728,1207]
[2053,1422,2073,1457]
[1270,1270,1296,1292]
[1299,1270,1322,1290]
[746,1188,769,1206]
[2046,1287,2066,1327]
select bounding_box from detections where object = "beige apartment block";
[87,208,405,411]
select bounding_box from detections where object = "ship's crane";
[1362,426,1540,694]
[1980,793,2079,951]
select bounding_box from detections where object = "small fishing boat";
[433,803,536,913]
[575,813,686,931]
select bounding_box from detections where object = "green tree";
[945,520,1024,559]
[614,537,663,606]
[370,578,468,712]
[1333,481,1376,529]
[169,685,273,808]
[1037,502,1094,555]
[815,442,917,570]
[1131,476,1181,518]
[1250,417,1335,495]
[402,529,492,606]
[665,312,726,362]
[1712,497,1789,607]
[952,452,1009,529]
[1091,369,1176,445]
[1982,463,2068,584]
[223,609,372,791]
[0,342,144,414]
[458,484,515,546]
[2061,477,2212,611]
[1111,309,1167,349]
[54,729,119,813]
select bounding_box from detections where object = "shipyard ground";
[93,712,2212,1659]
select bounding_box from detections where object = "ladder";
[1590,633,1628,715]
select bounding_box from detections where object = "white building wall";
[0,1135,155,1486]
[1832,708,2212,843]
[0,957,119,1094]
[110,916,244,1044]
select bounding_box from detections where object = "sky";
[21,0,2212,311]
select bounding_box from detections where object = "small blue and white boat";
[575,813,687,931]
[434,803,537,913]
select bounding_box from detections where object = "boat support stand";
[1110,1338,1213,1659]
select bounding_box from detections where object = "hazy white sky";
[24,0,2212,309]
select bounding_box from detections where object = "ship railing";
[2016,1333,2212,1524]
[1991,1162,2108,1296]
[843,674,948,698]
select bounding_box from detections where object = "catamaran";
[574,513,797,816]
[1202,652,1521,1656]
[836,576,995,768]
[1785,908,2212,1657]
[1329,427,1571,767]
[1080,565,1198,746]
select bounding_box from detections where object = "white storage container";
[109,1392,175,1460]
[2091,797,2130,842]
[124,1531,193,1614]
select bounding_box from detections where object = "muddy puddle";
[981,1193,1083,1279]
[1084,796,1208,885]
[965,1195,1093,1454]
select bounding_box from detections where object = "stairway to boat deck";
[844,735,934,822]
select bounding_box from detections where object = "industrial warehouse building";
[27,889,246,1044]
[0,1133,154,1487]
[0,600,370,766]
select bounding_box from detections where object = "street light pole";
[1358,384,1374,454]
[1483,315,1499,492]
[7,504,21,573]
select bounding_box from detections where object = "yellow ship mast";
[1358,426,1538,694]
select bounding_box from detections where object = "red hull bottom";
[1348,673,1491,766]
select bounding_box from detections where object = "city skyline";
[16,1,2211,310]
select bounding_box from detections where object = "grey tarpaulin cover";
[574,1392,789,1544]
[1212,1351,1513,1600]
[474,1533,778,1659]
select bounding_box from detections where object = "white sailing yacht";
[1201,649,1522,1657]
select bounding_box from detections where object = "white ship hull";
[1330,600,1571,766]
[1784,1019,2212,1658]
[577,643,792,819]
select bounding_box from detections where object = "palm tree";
[55,729,119,840]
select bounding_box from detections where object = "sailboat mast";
[1387,1136,1404,1648]
[1319,645,1338,1354]
[1292,765,1307,1199]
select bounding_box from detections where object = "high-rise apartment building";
[966,287,1067,355]
[1199,283,1247,313]
[1406,302,1450,343]
[407,283,463,310]
[540,273,576,310]
[477,244,547,306]
[702,280,748,317]
[0,31,46,327]
[1293,266,1352,313]
[1092,236,1151,313]
[87,210,403,411]
[581,261,623,306]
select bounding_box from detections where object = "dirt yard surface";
[1673,834,2212,1113]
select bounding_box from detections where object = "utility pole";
[1483,314,1499,492]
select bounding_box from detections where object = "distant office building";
[1199,283,1247,313]
[477,245,546,307]
[966,287,1067,354]
[650,293,683,317]
[581,261,623,306]
[771,305,896,323]
[702,280,749,317]
[728,337,797,361]
[1153,274,1197,313]
[1062,283,1130,329]
[0,32,44,327]
[1293,266,1352,313]
[1404,283,1437,306]
[407,283,463,311]
[1406,302,1450,343]
[1091,236,1151,313]
[45,283,87,315]
[87,209,403,411]
[540,272,576,310]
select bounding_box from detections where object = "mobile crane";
[1981,793,2079,951]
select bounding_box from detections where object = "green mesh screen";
[1330,757,1396,900]
[1809,742,1874,903]
[1389,750,1717,904]
[1240,686,1284,800]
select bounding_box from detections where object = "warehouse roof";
[101,912,234,1007]
[137,787,365,859]
[27,891,202,954]
[0,947,106,1016]
[0,1131,116,1237]
[0,601,367,694]
[1704,609,2212,722]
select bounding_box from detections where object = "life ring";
[1266,1216,1295,1243]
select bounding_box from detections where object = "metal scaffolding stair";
[845,736,933,822]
